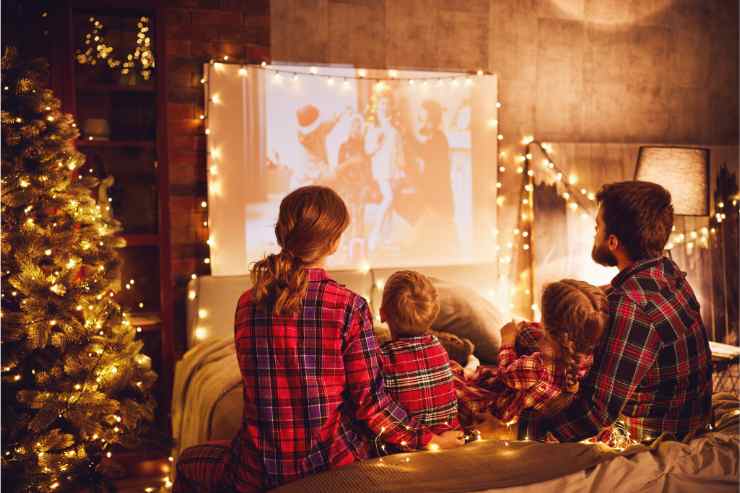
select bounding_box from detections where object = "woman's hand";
[501,320,525,347]
[426,430,465,450]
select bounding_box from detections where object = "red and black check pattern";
[174,441,243,493]
[540,257,713,442]
[451,324,591,426]
[223,268,433,491]
[380,335,460,433]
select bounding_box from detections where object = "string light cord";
[525,139,597,214]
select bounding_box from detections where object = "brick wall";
[164,0,269,353]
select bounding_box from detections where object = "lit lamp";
[634,146,709,215]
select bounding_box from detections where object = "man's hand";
[426,430,465,450]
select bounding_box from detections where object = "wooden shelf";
[51,0,175,444]
[123,234,159,247]
[76,139,155,149]
[77,83,156,94]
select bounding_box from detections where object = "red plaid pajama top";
[380,335,460,434]
[229,269,433,491]
[451,324,591,424]
[539,257,713,442]
[491,334,591,423]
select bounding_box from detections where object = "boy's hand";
[501,320,526,346]
[426,430,465,450]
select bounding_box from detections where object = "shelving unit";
[48,0,173,459]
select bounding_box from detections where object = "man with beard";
[533,181,713,443]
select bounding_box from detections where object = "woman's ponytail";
[251,250,309,316]
[250,186,349,316]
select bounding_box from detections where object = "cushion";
[430,278,505,363]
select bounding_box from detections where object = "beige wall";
[271,0,738,146]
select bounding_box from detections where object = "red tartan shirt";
[538,257,713,442]
[491,340,590,424]
[229,269,433,491]
[380,335,460,434]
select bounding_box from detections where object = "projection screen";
[204,63,498,275]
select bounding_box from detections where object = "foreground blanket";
[272,396,739,492]
[172,338,739,492]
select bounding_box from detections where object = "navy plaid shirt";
[538,257,713,442]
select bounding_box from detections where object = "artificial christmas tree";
[1,48,157,493]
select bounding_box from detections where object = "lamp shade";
[635,146,710,216]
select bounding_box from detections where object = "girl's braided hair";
[541,279,608,389]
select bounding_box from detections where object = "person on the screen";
[334,114,377,247]
[412,100,454,228]
[365,95,404,252]
[173,186,464,493]
[290,104,346,189]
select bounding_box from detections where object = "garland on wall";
[508,138,740,320]
[75,16,155,80]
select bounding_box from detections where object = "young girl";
[174,186,462,493]
[454,279,608,435]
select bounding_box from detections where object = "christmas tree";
[1,48,157,493]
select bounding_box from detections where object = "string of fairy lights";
[75,15,155,80]
[197,57,739,325]
[175,59,740,482]
[196,58,500,282]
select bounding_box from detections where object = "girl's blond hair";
[251,186,349,316]
[541,279,608,388]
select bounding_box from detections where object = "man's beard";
[592,241,618,267]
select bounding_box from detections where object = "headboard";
[184,263,498,351]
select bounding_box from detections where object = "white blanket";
[171,336,241,459]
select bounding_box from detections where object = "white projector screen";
[205,64,498,275]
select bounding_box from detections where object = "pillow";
[430,278,505,364]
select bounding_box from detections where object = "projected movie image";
[206,65,497,273]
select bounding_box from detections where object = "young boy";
[379,271,460,434]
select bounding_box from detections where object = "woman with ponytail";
[471,279,608,426]
[175,186,462,493]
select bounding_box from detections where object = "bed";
[171,270,739,492]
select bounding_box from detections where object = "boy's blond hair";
[381,270,440,337]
